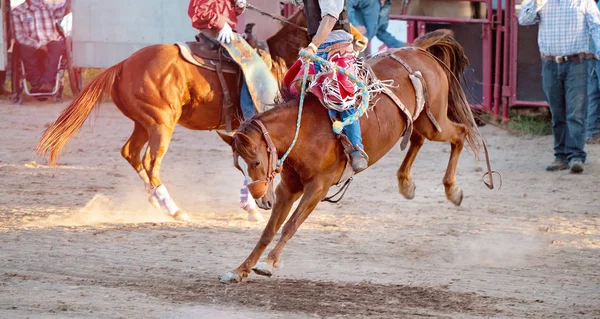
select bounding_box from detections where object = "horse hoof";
[219,271,243,284]
[247,209,264,222]
[447,186,463,206]
[252,261,273,277]
[148,195,161,210]
[172,210,190,221]
[399,180,416,200]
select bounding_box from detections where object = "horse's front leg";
[252,181,330,278]
[220,171,302,283]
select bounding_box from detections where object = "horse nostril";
[267,201,272,208]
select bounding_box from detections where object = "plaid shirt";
[518,0,600,57]
[12,0,69,48]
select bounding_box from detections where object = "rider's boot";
[350,146,369,173]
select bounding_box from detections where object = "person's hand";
[303,42,317,55]
[235,0,246,11]
[355,25,367,35]
[218,23,235,44]
[381,0,386,6]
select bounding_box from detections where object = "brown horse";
[34,11,308,221]
[35,9,369,221]
[217,29,487,283]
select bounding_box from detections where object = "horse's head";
[266,8,310,68]
[217,123,278,210]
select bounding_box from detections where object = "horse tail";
[36,61,125,165]
[413,29,481,157]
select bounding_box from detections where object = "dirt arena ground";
[0,100,598,318]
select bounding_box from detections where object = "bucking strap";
[387,53,442,132]
[381,86,413,151]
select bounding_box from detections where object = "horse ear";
[216,131,234,146]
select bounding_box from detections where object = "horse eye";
[254,161,261,167]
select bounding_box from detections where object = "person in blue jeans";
[519,0,600,174]
[347,0,380,42]
[282,0,369,172]
[586,1,600,144]
[375,0,405,48]
[312,41,367,172]
[586,49,600,144]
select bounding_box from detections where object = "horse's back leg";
[146,124,189,220]
[220,170,303,283]
[415,111,468,206]
[121,122,153,193]
[397,132,425,199]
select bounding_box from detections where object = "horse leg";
[121,122,153,194]
[397,133,425,199]
[220,172,303,283]
[252,182,329,278]
[423,119,469,206]
[146,125,189,220]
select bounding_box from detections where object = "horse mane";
[412,29,481,157]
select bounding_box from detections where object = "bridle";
[234,119,282,199]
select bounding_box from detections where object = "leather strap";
[253,120,283,183]
[541,53,594,63]
[215,48,234,132]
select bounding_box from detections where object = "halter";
[239,119,282,199]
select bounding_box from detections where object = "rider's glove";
[218,23,235,44]
[235,0,247,12]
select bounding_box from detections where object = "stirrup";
[353,145,369,163]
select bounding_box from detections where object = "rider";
[188,0,263,221]
[282,0,369,173]
[188,0,256,120]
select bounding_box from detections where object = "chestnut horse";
[217,30,488,283]
[34,11,310,220]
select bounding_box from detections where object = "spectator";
[375,0,404,49]
[587,1,600,144]
[518,0,600,173]
[347,0,379,42]
[12,0,70,93]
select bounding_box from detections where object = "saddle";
[176,33,241,131]
[176,33,239,74]
[176,31,279,132]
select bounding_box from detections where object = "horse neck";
[266,10,308,67]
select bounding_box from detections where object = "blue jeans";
[586,59,600,139]
[347,0,380,41]
[541,59,587,163]
[315,42,364,153]
[376,0,405,48]
[240,81,256,120]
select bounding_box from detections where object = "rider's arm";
[310,15,338,48]
[309,0,345,48]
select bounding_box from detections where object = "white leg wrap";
[137,169,153,194]
[153,184,180,216]
[239,179,256,210]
